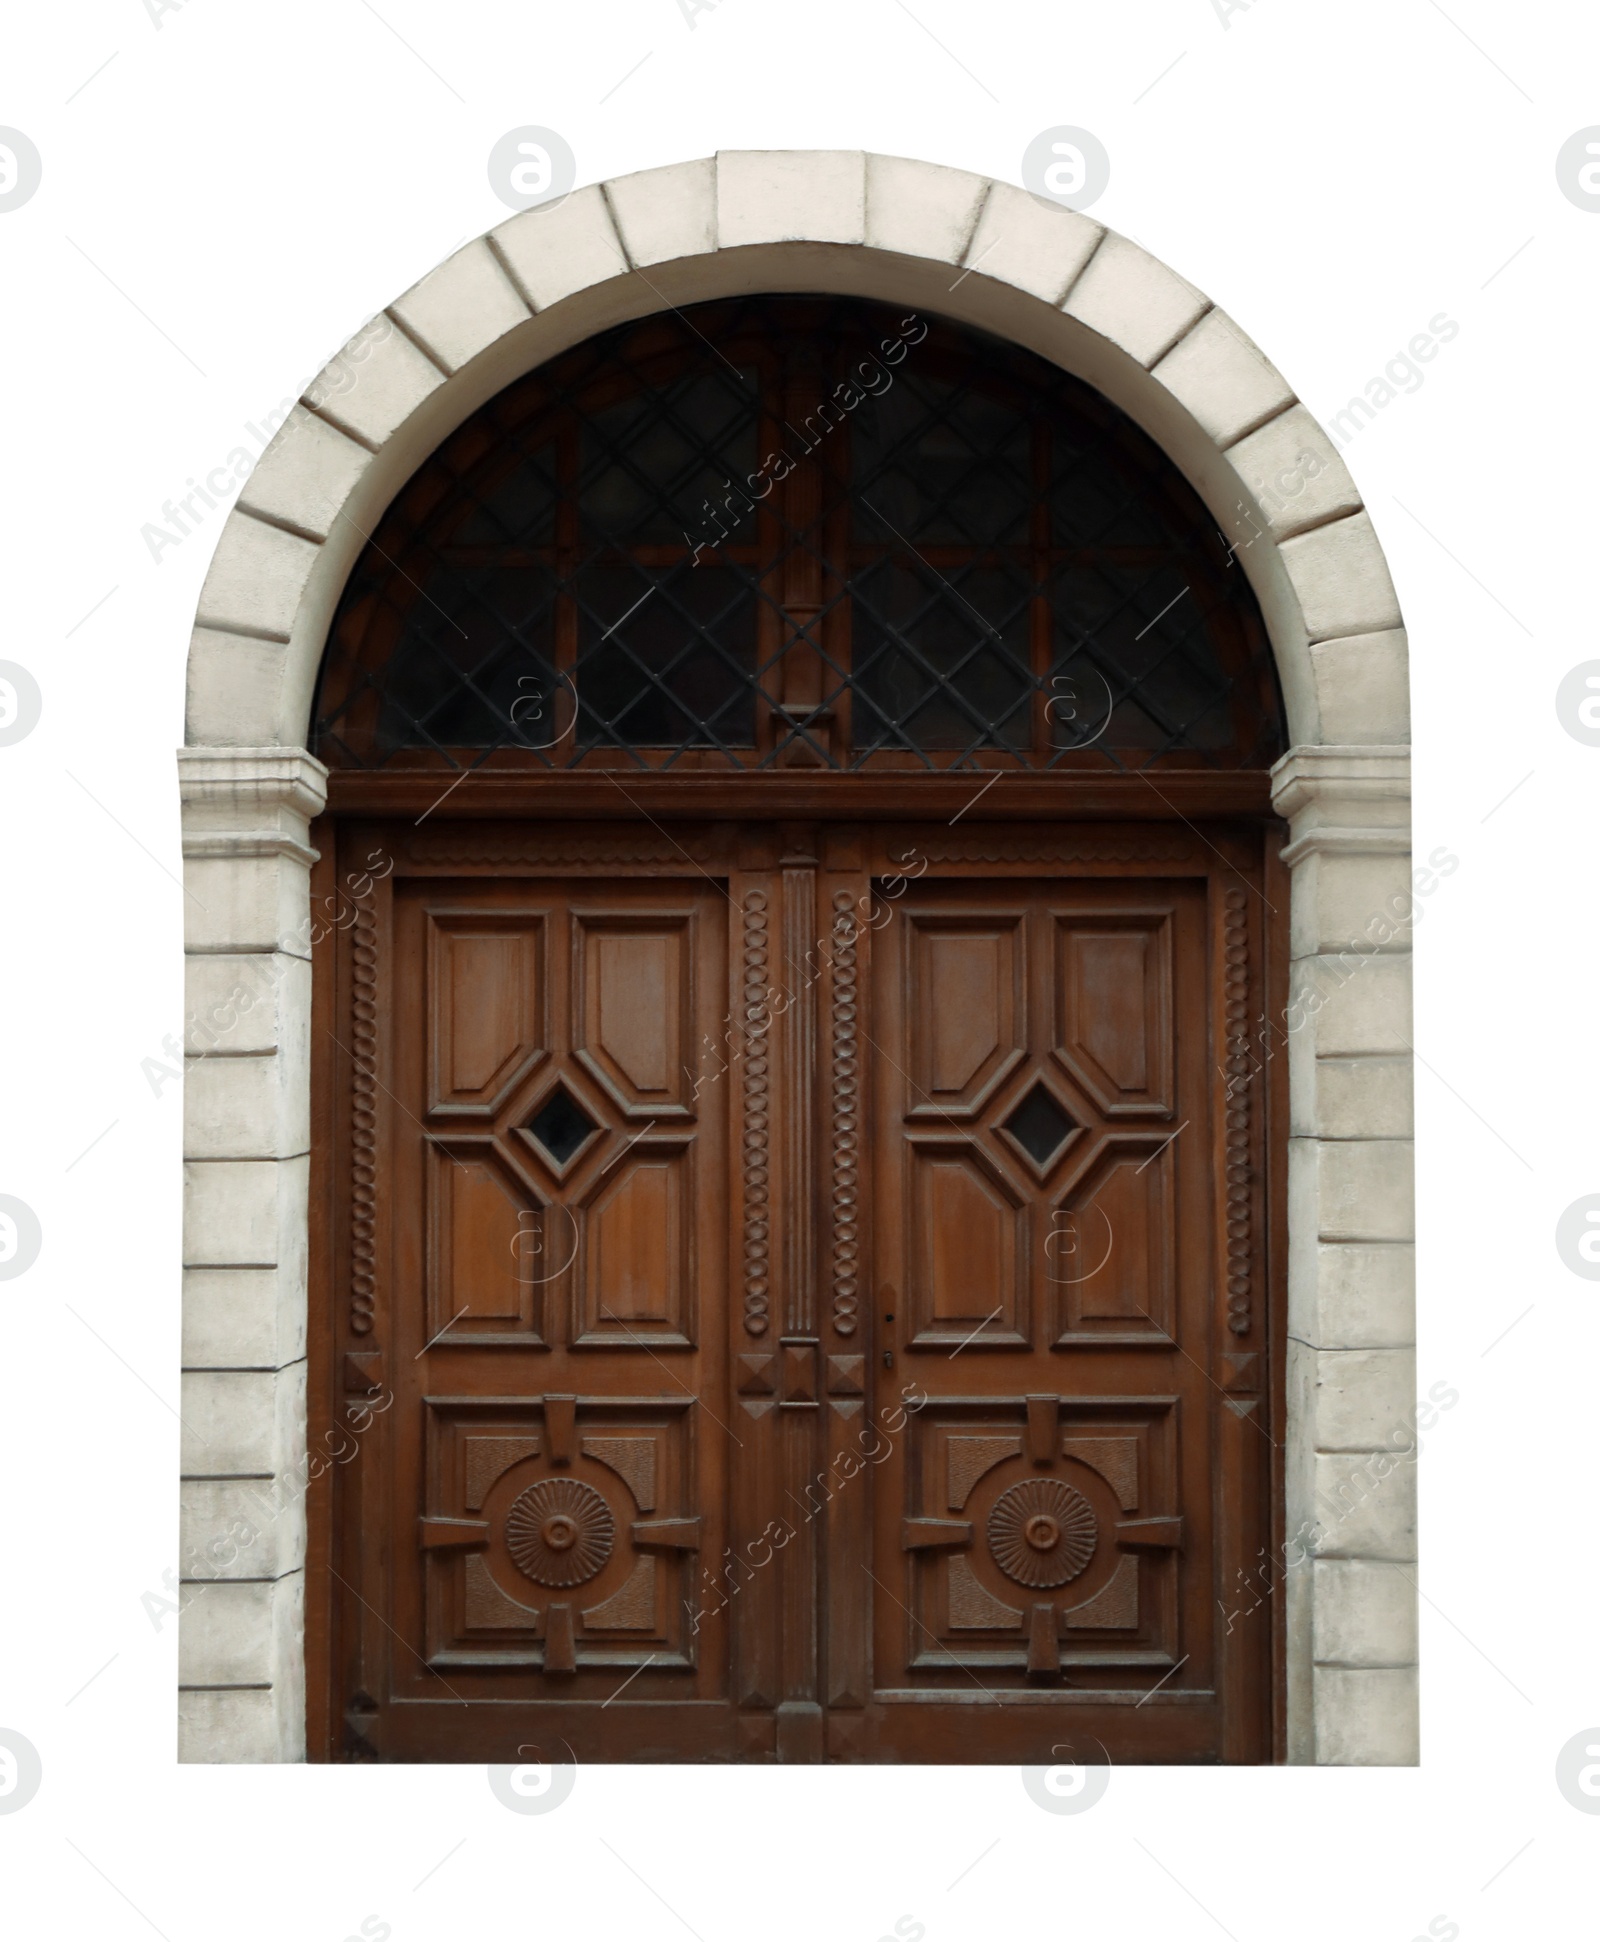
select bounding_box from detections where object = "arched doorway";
[178,153,1415,1766]
[309,295,1282,1763]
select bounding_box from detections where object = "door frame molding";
[176,149,1416,1765]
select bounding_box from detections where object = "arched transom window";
[314,296,1283,773]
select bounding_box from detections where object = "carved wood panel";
[868,862,1272,1756]
[332,862,732,1756]
[318,820,1276,1765]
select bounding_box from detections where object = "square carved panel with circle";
[421,1396,703,1672]
[895,1396,1184,1678]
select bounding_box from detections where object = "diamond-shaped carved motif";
[1001,1083,1077,1166]
[526,1085,599,1167]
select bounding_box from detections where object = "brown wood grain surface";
[309,814,1278,1763]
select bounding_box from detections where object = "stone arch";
[178,151,1415,1764]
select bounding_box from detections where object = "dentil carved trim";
[349,904,379,1337]
[829,888,861,1338]
[740,890,772,1337]
[1222,886,1254,1337]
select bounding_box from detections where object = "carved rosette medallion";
[987,1478,1098,1588]
[505,1478,615,1588]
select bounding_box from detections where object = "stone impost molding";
[177,150,1417,1765]
[1272,746,1412,865]
[178,747,328,864]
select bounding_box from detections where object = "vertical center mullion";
[553,418,581,761]
[774,356,832,765]
[1031,412,1052,757]
[777,821,822,1738]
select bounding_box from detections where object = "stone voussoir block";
[390,237,531,374]
[716,149,866,248]
[1061,230,1208,369]
[184,630,288,748]
[1153,306,1295,447]
[961,181,1101,307]
[492,185,631,311]
[604,157,717,268]
[1280,509,1403,644]
[1307,629,1411,745]
[236,406,373,542]
[195,513,320,644]
[1227,403,1362,541]
[863,153,988,266]
[303,314,445,450]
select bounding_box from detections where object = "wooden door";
[313,816,1278,1763]
[859,840,1272,1761]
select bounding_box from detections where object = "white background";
[1,0,1595,1936]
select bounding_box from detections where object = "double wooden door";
[314,816,1281,1763]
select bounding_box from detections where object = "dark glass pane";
[850,561,1033,753]
[527,1086,598,1166]
[852,373,1031,545]
[373,562,558,754]
[1050,428,1170,548]
[450,441,558,547]
[1004,1084,1077,1165]
[1051,564,1236,756]
[581,367,759,545]
[574,561,757,750]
